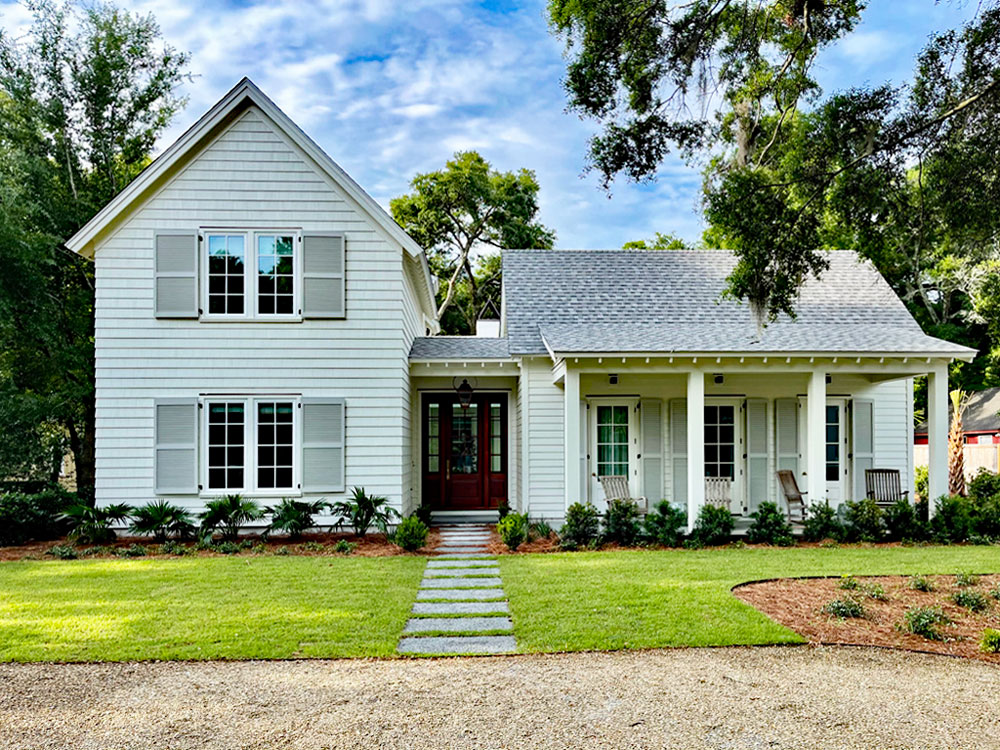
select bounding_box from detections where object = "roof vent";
[476,319,500,338]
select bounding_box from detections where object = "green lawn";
[499,546,1000,652]
[0,556,425,662]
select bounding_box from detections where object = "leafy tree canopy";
[391,151,555,334]
[622,231,687,249]
[0,0,189,492]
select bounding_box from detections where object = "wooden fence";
[914,444,1000,479]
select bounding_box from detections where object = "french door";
[422,394,507,510]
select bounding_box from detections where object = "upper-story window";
[202,229,299,319]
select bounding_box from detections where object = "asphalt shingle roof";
[410,336,510,360]
[503,249,976,357]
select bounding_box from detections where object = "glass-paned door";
[704,405,736,479]
[596,405,629,477]
[826,400,847,504]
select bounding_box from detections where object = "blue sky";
[0,0,984,247]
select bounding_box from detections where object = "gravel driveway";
[2,646,998,749]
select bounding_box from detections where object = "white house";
[66,79,974,529]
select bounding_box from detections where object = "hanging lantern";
[454,378,474,409]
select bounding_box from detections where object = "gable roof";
[64,78,437,316]
[503,249,976,359]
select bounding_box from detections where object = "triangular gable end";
[64,77,437,315]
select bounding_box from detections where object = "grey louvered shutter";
[775,397,799,479]
[745,399,768,514]
[154,398,199,494]
[154,233,199,318]
[852,399,875,501]
[302,398,346,492]
[640,399,663,502]
[669,399,687,505]
[302,233,345,318]
[580,402,589,503]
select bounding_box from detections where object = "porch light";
[455,378,474,409]
[713,373,724,385]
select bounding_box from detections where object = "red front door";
[422,394,507,510]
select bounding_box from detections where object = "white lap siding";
[522,358,565,521]
[94,107,413,515]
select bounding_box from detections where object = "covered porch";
[556,354,953,528]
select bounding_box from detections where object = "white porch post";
[806,369,827,505]
[686,371,705,530]
[927,363,949,512]
[564,367,582,509]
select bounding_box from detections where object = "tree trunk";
[68,396,96,504]
[948,389,966,497]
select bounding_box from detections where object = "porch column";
[927,363,949,512]
[806,369,827,505]
[564,367,582,509]
[686,371,705,530]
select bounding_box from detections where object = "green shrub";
[844,499,885,542]
[968,469,1000,505]
[839,575,859,590]
[971,494,1000,538]
[298,541,325,552]
[61,502,133,545]
[329,487,399,537]
[413,505,433,527]
[689,504,734,547]
[900,606,951,640]
[116,543,147,558]
[251,543,268,555]
[884,497,927,542]
[158,540,189,556]
[213,541,241,555]
[968,533,996,545]
[333,539,357,555]
[199,494,264,542]
[497,499,511,520]
[129,500,195,542]
[81,545,114,556]
[746,501,794,546]
[266,498,329,540]
[0,487,75,546]
[559,502,600,550]
[929,495,973,543]
[909,575,935,592]
[45,544,77,560]
[802,501,845,542]
[955,571,980,588]
[643,501,686,547]
[863,583,888,601]
[823,597,864,618]
[952,589,990,613]
[980,628,1000,653]
[528,518,554,540]
[603,498,641,546]
[497,512,529,550]
[393,515,429,551]
[914,465,929,503]
[275,545,290,556]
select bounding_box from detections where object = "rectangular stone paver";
[426,559,498,568]
[434,553,495,559]
[403,617,512,633]
[435,546,491,553]
[421,577,502,589]
[423,568,500,578]
[397,635,516,655]
[411,601,510,615]
[416,588,505,600]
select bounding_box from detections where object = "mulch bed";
[0,529,440,561]
[735,574,1000,663]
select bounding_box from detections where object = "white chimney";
[475,319,500,338]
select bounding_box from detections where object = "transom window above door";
[202,229,300,319]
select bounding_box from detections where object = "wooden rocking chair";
[865,469,909,509]
[776,470,807,525]
[599,475,647,512]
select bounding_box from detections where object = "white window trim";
[200,395,303,498]
[199,227,302,322]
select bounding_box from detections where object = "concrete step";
[435,546,492,554]
[412,601,510,615]
[426,559,499,568]
[421,577,503,589]
[403,617,512,634]
[423,567,500,578]
[398,635,516,655]
[434,553,496,559]
[416,588,505,601]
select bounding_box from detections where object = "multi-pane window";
[451,403,478,474]
[207,402,245,490]
[203,230,298,318]
[426,403,440,473]
[257,402,294,489]
[826,404,840,481]
[257,235,295,315]
[207,234,246,315]
[489,402,502,472]
[704,405,736,479]
[596,405,629,477]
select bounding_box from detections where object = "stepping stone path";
[397,525,516,656]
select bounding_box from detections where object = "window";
[596,405,629,477]
[451,403,478,474]
[489,402,502,473]
[704,405,735,479]
[203,230,299,319]
[826,404,840,482]
[207,235,246,315]
[204,397,297,494]
[426,403,440,473]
